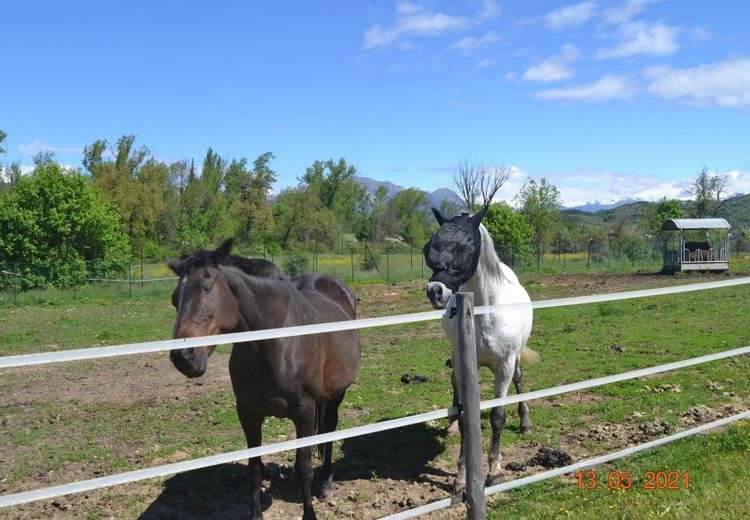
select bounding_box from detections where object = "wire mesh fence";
[2,240,749,306]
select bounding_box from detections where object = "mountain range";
[354,176,463,209]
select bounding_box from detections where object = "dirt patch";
[0,351,232,407]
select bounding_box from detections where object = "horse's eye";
[201,287,210,295]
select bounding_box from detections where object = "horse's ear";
[167,259,183,275]
[431,207,447,226]
[212,238,234,264]
[471,205,489,228]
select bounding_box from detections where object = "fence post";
[128,258,132,298]
[454,292,487,519]
[12,261,18,304]
[386,249,390,282]
[350,249,354,281]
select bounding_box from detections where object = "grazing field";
[0,272,749,519]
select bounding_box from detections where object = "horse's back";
[291,274,357,320]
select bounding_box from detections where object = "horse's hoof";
[320,475,335,499]
[302,507,317,520]
[446,420,460,437]
[520,423,533,434]
[454,479,466,495]
[486,473,505,486]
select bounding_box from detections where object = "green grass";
[0,274,748,518]
[489,419,750,519]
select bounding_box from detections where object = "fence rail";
[2,277,749,370]
[1,278,749,515]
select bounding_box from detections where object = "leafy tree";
[1,161,22,191]
[439,198,459,218]
[367,185,389,245]
[226,152,277,247]
[483,203,533,266]
[684,167,713,218]
[274,186,336,249]
[82,135,168,256]
[385,188,432,246]
[300,158,369,236]
[0,129,7,155]
[0,156,129,287]
[516,177,561,267]
[645,197,682,238]
[684,167,731,218]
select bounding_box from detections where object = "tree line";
[0,129,744,281]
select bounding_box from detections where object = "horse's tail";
[315,403,326,459]
[520,346,540,364]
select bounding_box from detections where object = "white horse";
[423,206,537,490]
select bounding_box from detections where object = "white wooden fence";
[1,277,749,518]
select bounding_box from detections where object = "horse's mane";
[177,250,284,279]
[477,224,518,285]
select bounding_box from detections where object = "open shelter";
[661,218,731,272]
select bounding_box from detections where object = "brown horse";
[167,240,360,520]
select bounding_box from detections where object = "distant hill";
[560,193,750,230]
[355,176,462,209]
[354,176,402,199]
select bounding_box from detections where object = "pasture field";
[0,272,749,519]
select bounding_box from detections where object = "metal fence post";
[141,257,144,289]
[386,249,390,282]
[128,258,132,298]
[12,261,18,304]
[350,249,354,281]
[454,292,487,519]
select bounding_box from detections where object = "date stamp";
[576,470,689,490]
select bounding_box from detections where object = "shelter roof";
[661,218,731,231]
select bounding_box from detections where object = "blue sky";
[3,0,750,206]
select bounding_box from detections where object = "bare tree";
[684,167,714,218]
[453,157,480,212]
[683,167,732,218]
[453,158,511,212]
[711,172,731,217]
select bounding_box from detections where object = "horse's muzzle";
[170,347,208,378]
[426,281,452,309]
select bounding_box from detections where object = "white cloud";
[450,31,500,53]
[598,21,680,58]
[508,166,750,207]
[645,58,750,108]
[603,0,658,25]
[17,140,83,156]
[544,1,597,30]
[536,74,634,102]
[523,61,574,82]
[523,44,579,82]
[364,1,500,50]
[726,169,750,195]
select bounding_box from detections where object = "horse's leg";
[451,368,467,495]
[294,398,318,520]
[319,392,345,498]
[513,357,533,434]
[487,358,514,486]
[237,402,264,520]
